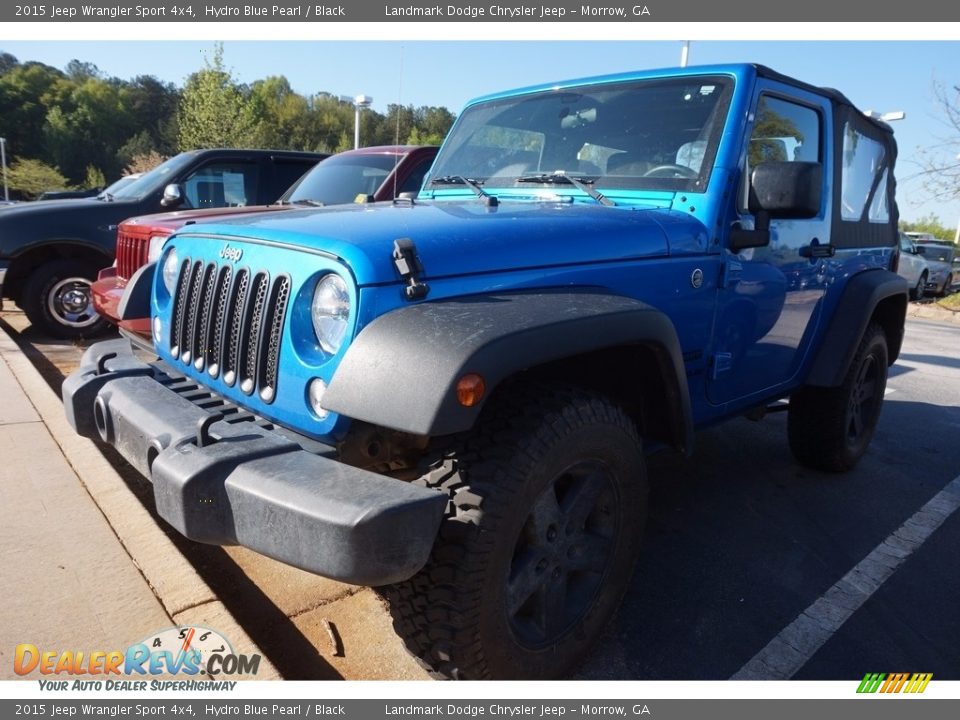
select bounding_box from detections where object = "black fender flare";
[323,291,694,451]
[804,269,907,388]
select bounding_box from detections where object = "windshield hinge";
[393,238,430,301]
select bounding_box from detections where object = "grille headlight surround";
[161,248,179,294]
[311,274,351,355]
[147,235,169,264]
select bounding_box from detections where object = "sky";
[1,39,958,228]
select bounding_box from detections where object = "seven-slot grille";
[116,228,153,280]
[170,258,291,403]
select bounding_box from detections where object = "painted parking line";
[732,473,960,680]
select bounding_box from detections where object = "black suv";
[0,148,327,338]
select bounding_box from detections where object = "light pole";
[353,95,373,149]
[0,137,9,202]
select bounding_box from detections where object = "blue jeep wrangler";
[63,64,907,679]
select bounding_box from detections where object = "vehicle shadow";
[898,352,960,371]
[577,397,960,679]
[1,317,343,680]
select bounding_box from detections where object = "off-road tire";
[21,258,109,339]
[381,385,648,679]
[788,323,888,472]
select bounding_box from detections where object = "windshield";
[101,174,140,196]
[918,244,954,263]
[428,75,732,193]
[108,153,197,200]
[284,153,400,205]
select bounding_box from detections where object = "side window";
[749,95,821,167]
[841,124,889,223]
[182,162,258,209]
[742,95,821,213]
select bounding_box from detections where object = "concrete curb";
[0,325,280,680]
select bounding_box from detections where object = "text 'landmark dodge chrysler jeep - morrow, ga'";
[64,64,907,679]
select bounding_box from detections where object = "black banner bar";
[3,0,960,22]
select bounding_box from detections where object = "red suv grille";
[116,228,152,281]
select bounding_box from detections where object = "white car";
[897,232,931,300]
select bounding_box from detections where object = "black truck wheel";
[21,259,108,339]
[788,323,888,472]
[382,385,647,679]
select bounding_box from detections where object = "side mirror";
[747,161,822,218]
[730,162,823,252]
[160,183,183,208]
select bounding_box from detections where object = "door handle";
[799,239,835,259]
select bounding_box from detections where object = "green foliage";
[83,164,106,189]
[899,213,954,242]
[748,99,803,167]
[0,44,456,189]
[6,157,69,199]
[178,44,256,150]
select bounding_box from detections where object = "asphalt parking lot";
[2,307,959,681]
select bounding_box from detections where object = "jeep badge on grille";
[220,245,243,263]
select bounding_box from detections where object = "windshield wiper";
[429,175,498,207]
[516,171,614,207]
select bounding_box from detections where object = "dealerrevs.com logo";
[857,673,933,694]
[14,626,261,689]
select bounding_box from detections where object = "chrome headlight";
[147,235,169,263]
[161,248,179,294]
[311,274,350,355]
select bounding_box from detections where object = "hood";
[174,199,709,286]
[121,204,288,235]
[0,196,141,252]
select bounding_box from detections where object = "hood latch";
[393,238,430,301]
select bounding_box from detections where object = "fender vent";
[169,259,290,403]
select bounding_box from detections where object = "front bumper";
[62,339,446,585]
[91,268,151,339]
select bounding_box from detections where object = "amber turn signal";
[456,374,486,407]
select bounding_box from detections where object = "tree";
[0,60,70,161]
[248,76,315,150]
[65,59,102,83]
[899,213,953,242]
[915,80,960,204]
[43,76,130,182]
[0,52,17,76]
[83,164,106,189]
[124,150,166,175]
[178,44,256,150]
[6,157,69,199]
[122,75,180,155]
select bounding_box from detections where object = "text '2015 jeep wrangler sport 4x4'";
[63,64,907,680]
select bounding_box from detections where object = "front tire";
[911,272,926,301]
[21,259,109,339]
[788,323,888,472]
[383,385,648,679]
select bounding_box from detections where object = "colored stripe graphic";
[857,673,885,693]
[857,672,932,693]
